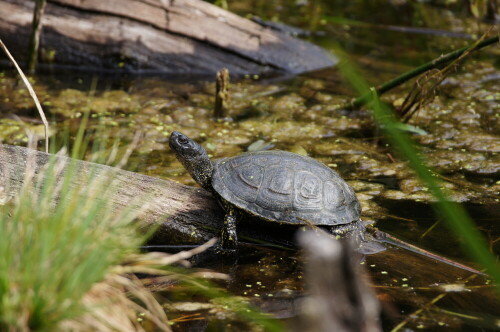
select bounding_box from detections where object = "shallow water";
[0,0,499,330]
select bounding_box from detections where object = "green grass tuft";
[0,153,146,331]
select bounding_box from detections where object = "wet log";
[296,231,382,332]
[0,0,335,75]
[0,144,301,247]
[0,144,221,245]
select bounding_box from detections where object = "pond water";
[0,0,499,331]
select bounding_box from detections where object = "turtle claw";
[219,228,238,254]
[213,242,238,256]
[356,240,386,255]
[220,207,239,252]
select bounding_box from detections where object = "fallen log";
[0,0,336,75]
[0,144,300,247]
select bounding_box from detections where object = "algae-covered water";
[0,0,499,331]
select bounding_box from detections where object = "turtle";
[169,131,374,251]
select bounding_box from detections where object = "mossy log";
[0,144,299,247]
[0,0,335,75]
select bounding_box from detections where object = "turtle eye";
[178,136,189,145]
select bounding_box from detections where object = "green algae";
[0,60,497,207]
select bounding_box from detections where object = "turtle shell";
[212,150,361,226]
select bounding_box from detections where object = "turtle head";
[169,131,213,191]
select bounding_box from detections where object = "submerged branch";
[345,35,500,109]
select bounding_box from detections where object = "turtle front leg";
[221,205,238,251]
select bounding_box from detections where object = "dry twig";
[0,38,50,152]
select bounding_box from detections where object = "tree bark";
[0,0,335,75]
[0,144,300,247]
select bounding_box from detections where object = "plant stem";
[346,35,500,109]
[335,45,500,289]
[214,68,230,119]
[0,38,49,152]
[27,0,47,74]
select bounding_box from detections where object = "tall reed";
[335,48,500,286]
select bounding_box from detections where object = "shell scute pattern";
[257,166,294,211]
[212,151,360,226]
[238,163,263,190]
[294,170,322,211]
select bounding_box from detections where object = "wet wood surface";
[0,144,304,247]
[0,0,335,74]
[0,144,223,244]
